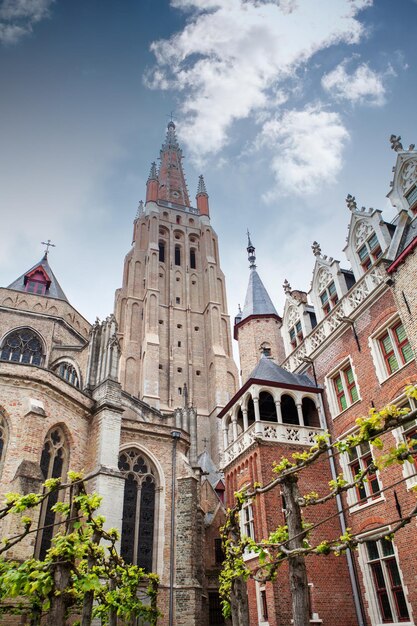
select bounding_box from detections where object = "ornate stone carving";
[354,220,373,247]
[317,267,332,292]
[287,305,299,328]
[346,194,357,211]
[400,159,417,193]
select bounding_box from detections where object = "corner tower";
[115,122,238,458]
[234,234,285,381]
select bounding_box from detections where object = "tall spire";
[158,121,190,207]
[247,230,256,269]
[196,174,210,217]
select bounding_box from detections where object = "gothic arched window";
[55,362,80,388]
[0,328,44,366]
[36,427,69,560]
[118,449,156,572]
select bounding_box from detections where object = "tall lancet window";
[118,449,156,572]
[36,427,69,560]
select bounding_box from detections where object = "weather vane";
[41,239,56,255]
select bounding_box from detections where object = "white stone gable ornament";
[400,159,417,192]
[317,267,333,292]
[354,220,373,247]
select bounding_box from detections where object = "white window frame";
[357,529,413,626]
[325,358,361,419]
[369,315,414,384]
[255,582,269,626]
[338,440,384,511]
[391,393,417,490]
[357,230,382,271]
[319,280,339,316]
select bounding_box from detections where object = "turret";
[196,174,210,217]
[234,233,284,380]
[146,162,158,203]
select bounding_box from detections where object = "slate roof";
[198,449,223,488]
[241,268,279,321]
[397,215,417,255]
[7,254,69,302]
[249,354,318,389]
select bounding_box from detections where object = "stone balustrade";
[282,261,387,372]
[223,420,323,465]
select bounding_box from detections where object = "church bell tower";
[114,122,238,458]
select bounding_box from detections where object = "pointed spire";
[247,230,256,269]
[136,200,144,219]
[158,121,191,207]
[146,162,158,203]
[196,174,210,216]
[197,174,207,196]
[162,120,180,151]
[147,162,158,181]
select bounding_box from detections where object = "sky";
[1,0,417,334]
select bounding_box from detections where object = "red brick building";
[221,136,417,626]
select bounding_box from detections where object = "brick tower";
[114,121,238,459]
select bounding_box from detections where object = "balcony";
[223,420,323,465]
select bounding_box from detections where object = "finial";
[311,241,322,257]
[197,174,207,196]
[345,194,357,211]
[147,162,158,181]
[41,239,56,258]
[283,279,291,294]
[238,303,242,315]
[246,230,256,269]
[409,144,415,151]
[136,200,144,219]
[390,134,403,152]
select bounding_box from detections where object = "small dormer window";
[358,232,382,271]
[25,269,48,295]
[289,320,303,349]
[320,281,338,316]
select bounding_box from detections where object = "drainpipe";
[169,430,181,626]
[318,397,367,626]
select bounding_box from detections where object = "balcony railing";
[223,421,323,465]
[282,261,387,372]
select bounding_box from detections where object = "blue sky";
[1,0,417,328]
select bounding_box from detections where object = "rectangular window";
[214,537,224,565]
[405,185,417,209]
[240,502,255,540]
[378,321,413,376]
[364,538,410,623]
[320,281,339,316]
[358,244,372,270]
[332,364,359,413]
[348,442,380,503]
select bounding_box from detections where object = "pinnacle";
[197,174,207,196]
[147,162,158,181]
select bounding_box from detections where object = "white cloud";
[256,105,349,198]
[0,0,54,44]
[322,61,388,105]
[147,0,372,163]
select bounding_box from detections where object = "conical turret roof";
[241,268,279,321]
[7,254,68,302]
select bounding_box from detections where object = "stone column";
[275,400,282,424]
[231,415,238,441]
[242,407,248,431]
[296,403,304,427]
[253,396,262,435]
